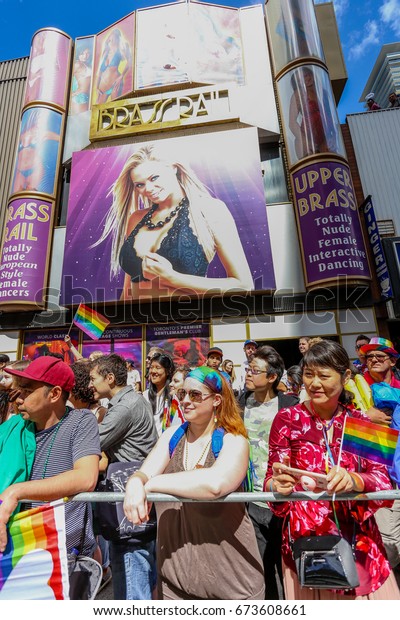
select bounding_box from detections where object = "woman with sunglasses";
[124,367,264,600]
[265,340,399,600]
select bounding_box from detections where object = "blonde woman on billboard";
[94,143,253,299]
[95,28,131,104]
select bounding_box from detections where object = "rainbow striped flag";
[161,396,185,432]
[73,304,110,340]
[342,416,399,467]
[0,502,69,600]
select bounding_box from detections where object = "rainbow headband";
[188,367,223,393]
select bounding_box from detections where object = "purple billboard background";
[60,128,275,303]
[0,198,53,306]
[292,160,370,286]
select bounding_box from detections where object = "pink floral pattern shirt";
[265,403,393,596]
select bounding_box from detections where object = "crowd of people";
[365,91,400,110]
[1,332,400,601]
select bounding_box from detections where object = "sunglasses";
[176,389,214,403]
[365,353,390,362]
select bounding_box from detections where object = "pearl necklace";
[184,432,212,471]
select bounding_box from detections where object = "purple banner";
[61,128,275,303]
[292,161,370,286]
[0,197,53,307]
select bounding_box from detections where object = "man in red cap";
[0,356,101,561]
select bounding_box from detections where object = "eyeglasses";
[176,389,214,403]
[365,353,390,362]
[245,367,268,375]
[355,344,366,350]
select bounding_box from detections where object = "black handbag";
[94,460,157,542]
[292,534,360,590]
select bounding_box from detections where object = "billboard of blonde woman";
[92,13,134,106]
[60,127,275,304]
[135,2,190,90]
[189,3,244,85]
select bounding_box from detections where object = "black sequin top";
[119,200,209,282]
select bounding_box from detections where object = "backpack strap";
[211,427,225,458]
[169,421,189,457]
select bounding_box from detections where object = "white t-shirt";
[127,369,141,390]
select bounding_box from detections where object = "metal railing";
[65,490,400,503]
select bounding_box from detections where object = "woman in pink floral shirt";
[265,340,400,600]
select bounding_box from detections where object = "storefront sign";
[361,195,393,300]
[0,197,54,308]
[291,160,370,287]
[146,322,210,368]
[90,86,236,140]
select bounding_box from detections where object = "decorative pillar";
[0,28,72,309]
[265,0,370,288]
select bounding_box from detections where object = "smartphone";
[277,464,329,488]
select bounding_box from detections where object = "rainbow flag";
[342,416,399,467]
[73,304,110,340]
[161,396,185,432]
[0,502,69,600]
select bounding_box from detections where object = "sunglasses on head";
[176,388,214,403]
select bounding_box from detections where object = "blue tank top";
[119,199,209,282]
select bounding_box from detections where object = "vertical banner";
[92,13,134,106]
[361,196,393,300]
[11,108,62,196]
[0,28,72,309]
[291,160,370,287]
[0,197,54,308]
[24,29,71,111]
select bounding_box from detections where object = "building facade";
[360,42,400,109]
[0,1,385,373]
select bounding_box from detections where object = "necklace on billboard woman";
[144,197,187,230]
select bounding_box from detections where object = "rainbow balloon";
[0,502,69,600]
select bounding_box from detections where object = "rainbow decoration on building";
[73,303,110,340]
[343,416,399,467]
[0,502,69,600]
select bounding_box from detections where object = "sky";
[0,0,399,121]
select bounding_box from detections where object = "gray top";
[99,385,158,463]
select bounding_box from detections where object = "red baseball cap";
[5,356,75,392]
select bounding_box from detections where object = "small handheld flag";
[342,416,399,467]
[73,304,110,340]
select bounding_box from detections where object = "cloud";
[348,20,380,60]
[379,0,400,36]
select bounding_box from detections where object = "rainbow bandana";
[188,367,223,393]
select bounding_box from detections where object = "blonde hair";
[93,143,217,278]
[221,359,236,384]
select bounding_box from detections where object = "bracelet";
[131,471,149,485]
